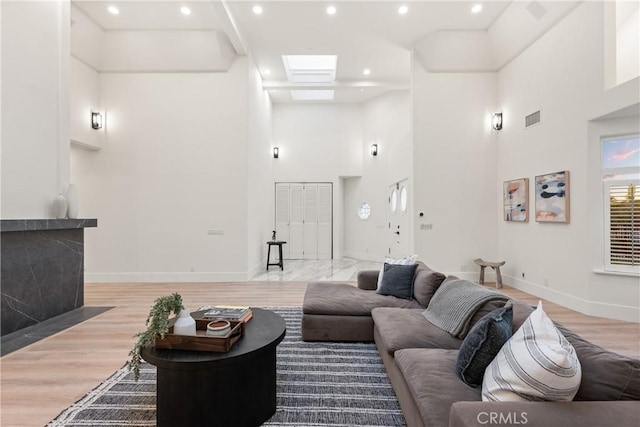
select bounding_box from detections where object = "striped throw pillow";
[482,301,581,402]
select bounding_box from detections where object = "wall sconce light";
[492,112,503,131]
[370,144,378,156]
[273,146,279,159]
[91,112,102,130]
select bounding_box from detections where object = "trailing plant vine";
[128,292,184,380]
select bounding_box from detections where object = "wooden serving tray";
[155,316,245,352]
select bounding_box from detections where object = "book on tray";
[202,306,253,323]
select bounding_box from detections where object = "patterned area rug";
[48,307,406,427]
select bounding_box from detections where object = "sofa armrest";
[357,270,379,290]
[449,401,639,427]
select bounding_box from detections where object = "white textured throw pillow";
[377,255,417,289]
[482,301,581,402]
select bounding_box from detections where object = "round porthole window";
[390,190,398,212]
[400,186,408,212]
[358,202,371,220]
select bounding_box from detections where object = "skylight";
[282,55,337,83]
[291,90,335,101]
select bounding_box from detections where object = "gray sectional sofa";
[301,262,640,427]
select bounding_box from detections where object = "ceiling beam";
[210,0,247,56]
[261,80,410,91]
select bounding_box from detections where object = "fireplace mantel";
[1,218,97,335]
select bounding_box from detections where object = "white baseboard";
[504,274,640,323]
[85,271,249,283]
[447,271,486,282]
[342,251,383,262]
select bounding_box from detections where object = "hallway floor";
[251,257,383,282]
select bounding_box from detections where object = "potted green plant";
[128,292,184,380]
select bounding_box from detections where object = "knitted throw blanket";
[423,279,509,338]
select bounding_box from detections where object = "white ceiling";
[72,1,515,103]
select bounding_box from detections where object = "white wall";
[344,91,412,260]
[246,52,274,276]
[272,103,363,258]
[616,0,640,85]
[412,67,498,275]
[497,1,639,322]
[74,58,251,282]
[1,0,70,218]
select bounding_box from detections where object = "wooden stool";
[266,241,287,270]
[473,258,505,289]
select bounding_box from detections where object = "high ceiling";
[72,1,514,103]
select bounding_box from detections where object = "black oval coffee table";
[142,308,286,427]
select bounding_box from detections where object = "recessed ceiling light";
[363,68,371,76]
[180,6,191,16]
[253,5,263,15]
[326,6,337,15]
[398,5,409,15]
[263,69,271,76]
[471,4,483,14]
[108,5,119,15]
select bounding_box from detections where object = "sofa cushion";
[377,254,417,289]
[372,307,463,356]
[482,302,581,402]
[555,323,640,401]
[377,263,418,300]
[303,282,422,317]
[456,305,513,387]
[412,262,446,307]
[395,349,481,427]
[507,299,536,331]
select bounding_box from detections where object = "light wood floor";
[1,281,639,427]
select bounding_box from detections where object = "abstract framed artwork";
[535,171,570,223]
[503,178,529,222]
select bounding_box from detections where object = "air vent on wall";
[525,110,541,128]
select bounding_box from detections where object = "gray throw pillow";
[456,305,513,387]
[376,263,418,300]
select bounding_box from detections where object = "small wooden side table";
[473,258,506,289]
[266,241,287,270]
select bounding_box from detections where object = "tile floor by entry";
[250,258,383,282]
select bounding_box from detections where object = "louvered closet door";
[317,183,332,259]
[303,184,318,260]
[275,183,290,259]
[275,182,332,260]
[288,183,305,259]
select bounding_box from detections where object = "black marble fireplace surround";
[1,219,97,336]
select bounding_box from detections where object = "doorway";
[389,179,410,257]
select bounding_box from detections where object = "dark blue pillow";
[456,305,513,387]
[376,263,418,300]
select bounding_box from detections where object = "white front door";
[389,179,410,257]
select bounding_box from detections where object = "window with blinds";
[602,134,640,274]
[606,182,639,271]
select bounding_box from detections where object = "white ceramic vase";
[54,193,68,219]
[67,184,79,219]
[173,309,196,336]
